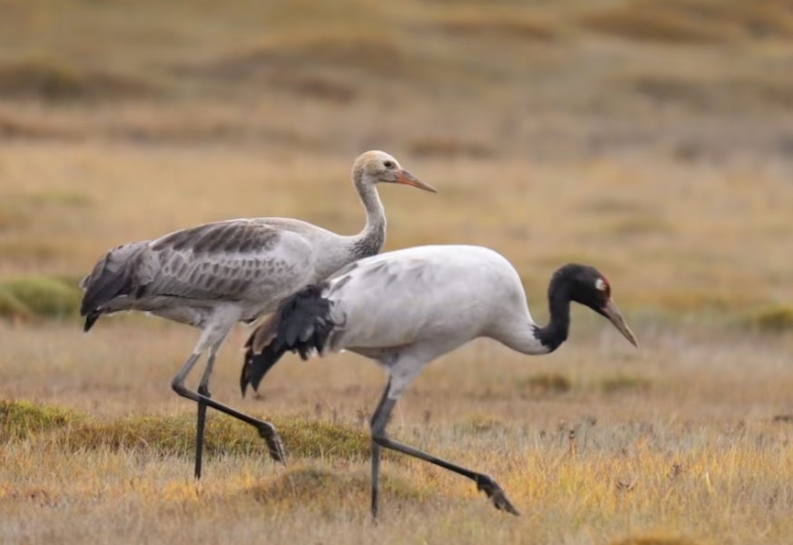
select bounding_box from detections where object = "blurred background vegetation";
[2,0,793,326]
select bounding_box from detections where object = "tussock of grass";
[628,74,793,113]
[740,305,793,333]
[247,465,427,513]
[197,31,405,79]
[57,413,372,459]
[580,197,654,216]
[581,4,731,43]
[434,13,557,42]
[455,414,506,434]
[267,72,358,103]
[0,111,66,139]
[276,416,373,461]
[0,400,80,443]
[581,0,793,44]
[611,536,702,545]
[193,25,496,86]
[1,401,372,461]
[0,57,157,102]
[519,373,572,396]
[607,215,672,236]
[408,137,495,159]
[599,374,652,395]
[0,275,81,321]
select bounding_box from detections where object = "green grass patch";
[0,400,81,443]
[740,305,793,333]
[56,413,374,460]
[0,275,81,321]
[0,401,375,462]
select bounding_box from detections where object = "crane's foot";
[257,424,287,465]
[476,474,520,516]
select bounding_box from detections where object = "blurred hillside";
[1,0,793,314]
[0,0,792,160]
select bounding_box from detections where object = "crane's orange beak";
[396,169,437,193]
[601,298,639,348]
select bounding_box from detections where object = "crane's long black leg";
[369,378,392,520]
[172,353,286,467]
[193,343,220,480]
[369,381,519,517]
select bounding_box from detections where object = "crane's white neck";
[349,171,387,259]
[496,283,572,356]
[496,321,554,356]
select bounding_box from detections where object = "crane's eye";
[383,161,395,168]
[595,278,607,291]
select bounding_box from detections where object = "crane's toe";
[257,424,287,465]
[475,474,520,516]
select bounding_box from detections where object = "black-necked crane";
[79,150,436,479]
[241,244,639,518]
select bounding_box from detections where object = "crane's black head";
[551,264,610,311]
[549,264,638,348]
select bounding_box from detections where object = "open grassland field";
[2,0,793,544]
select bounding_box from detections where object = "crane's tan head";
[352,150,437,193]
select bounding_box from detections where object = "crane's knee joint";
[371,431,390,447]
[171,378,187,395]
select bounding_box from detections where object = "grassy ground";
[1,1,793,544]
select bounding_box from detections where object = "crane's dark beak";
[396,169,437,193]
[601,298,639,348]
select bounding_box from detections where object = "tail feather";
[240,284,336,397]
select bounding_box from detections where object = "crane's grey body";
[79,150,436,479]
[243,244,638,518]
[82,218,363,339]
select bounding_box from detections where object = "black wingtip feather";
[240,284,336,396]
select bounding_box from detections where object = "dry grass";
[2,359,793,545]
[1,0,793,543]
[0,57,157,102]
[581,0,793,43]
[2,318,792,544]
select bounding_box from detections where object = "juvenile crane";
[79,150,436,479]
[241,245,639,518]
